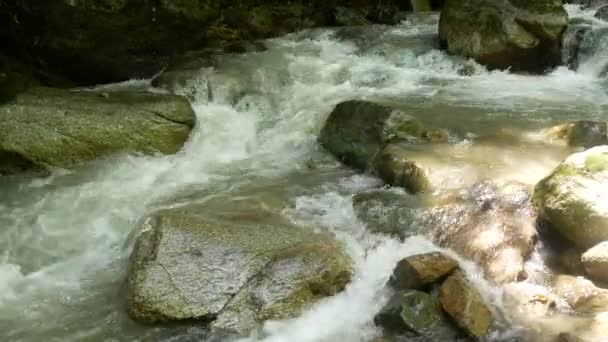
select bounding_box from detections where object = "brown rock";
[390,252,459,290]
[438,270,493,338]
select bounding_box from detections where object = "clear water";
[1,7,607,342]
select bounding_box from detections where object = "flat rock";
[127,202,352,335]
[0,87,195,174]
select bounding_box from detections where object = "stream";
[1,6,608,342]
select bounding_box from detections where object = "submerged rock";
[0,87,195,175]
[390,252,459,290]
[127,204,351,334]
[552,275,608,313]
[545,121,608,149]
[534,146,608,248]
[438,270,493,338]
[352,189,422,238]
[319,100,441,193]
[439,0,568,73]
[422,181,538,284]
[375,290,461,340]
[582,241,608,283]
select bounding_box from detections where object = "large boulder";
[0,87,195,175]
[319,101,439,193]
[582,241,608,283]
[1,1,403,85]
[534,146,608,248]
[127,203,352,335]
[439,0,568,73]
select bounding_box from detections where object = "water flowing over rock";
[438,270,493,338]
[534,146,608,248]
[439,0,568,73]
[422,181,538,284]
[0,87,195,175]
[582,241,608,283]
[127,203,352,334]
[374,290,461,340]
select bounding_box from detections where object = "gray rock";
[127,203,352,335]
[439,0,568,73]
[534,146,608,248]
[0,87,195,175]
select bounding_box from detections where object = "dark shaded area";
[0,0,412,87]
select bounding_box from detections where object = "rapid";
[1,6,607,342]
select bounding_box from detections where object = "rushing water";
[1,6,608,342]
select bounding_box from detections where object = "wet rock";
[390,252,459,290]
[502,283,559,322]
[534,146,608,248]
[375,290,460,340]
[421,181,538,284]
[319,100,442,193]
[553,275,608,313]
[127,203,351,334]
[545,121,608,149]
[582,241,608,283]
[439,0,568,73]
[438,270,493,338]
[0,87,195,175]
[352,189,422,238]
[373,143,430,193]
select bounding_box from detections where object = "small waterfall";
[563,4,608,77]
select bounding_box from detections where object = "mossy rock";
[319,100,441,187]
[373,143,430,194]
[534,146,608,248]
[439,0,568,73]
[0,87,195,175]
